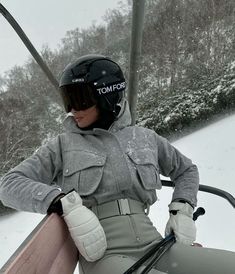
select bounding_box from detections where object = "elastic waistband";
[90,199,147,220]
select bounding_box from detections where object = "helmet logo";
[97,81,126,95]
[72,78,85,83]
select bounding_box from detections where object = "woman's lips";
[75,116,84,122]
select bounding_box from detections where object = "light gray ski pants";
[79,202,235,274]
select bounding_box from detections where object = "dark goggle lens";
[60,85,97,112]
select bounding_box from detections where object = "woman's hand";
[165,202,196,245]
[61,191,107,262]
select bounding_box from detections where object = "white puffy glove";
[165,202,196,245]
[61,191,107,262]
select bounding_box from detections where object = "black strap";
[140,236,175,274]
[123,234,175,274]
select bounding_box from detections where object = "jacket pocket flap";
[63,151,106,176]
[127,148,156,166]
[127,148,161,190]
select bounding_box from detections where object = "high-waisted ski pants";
[79,210,235,274]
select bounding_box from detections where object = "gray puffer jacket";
[0,100,199,214]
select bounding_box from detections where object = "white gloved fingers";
[165,213,196,245]
[176,214,196,245]
[81,228,107,261]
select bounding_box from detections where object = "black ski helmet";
[59,54,126,115]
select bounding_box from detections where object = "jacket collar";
[63,99,132,134]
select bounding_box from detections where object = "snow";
[0,211,44,268]
[0,113,235,269]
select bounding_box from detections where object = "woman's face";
[71,105,99,128]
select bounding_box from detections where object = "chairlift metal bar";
[128,0,146,125]
[161,180,235,208]
[0,3,59,90]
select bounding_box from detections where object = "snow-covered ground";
[0,113,235,269]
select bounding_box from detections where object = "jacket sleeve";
[0,136,63,214]
[154,134,199,207]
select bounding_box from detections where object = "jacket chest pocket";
[127,149,162,190]
[63,151,106,195]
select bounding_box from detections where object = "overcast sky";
[0,0,123,75]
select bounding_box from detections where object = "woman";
[0,54,234,274]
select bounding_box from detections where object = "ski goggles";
[60,84,97,112]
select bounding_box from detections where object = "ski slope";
[0,113,235,269]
